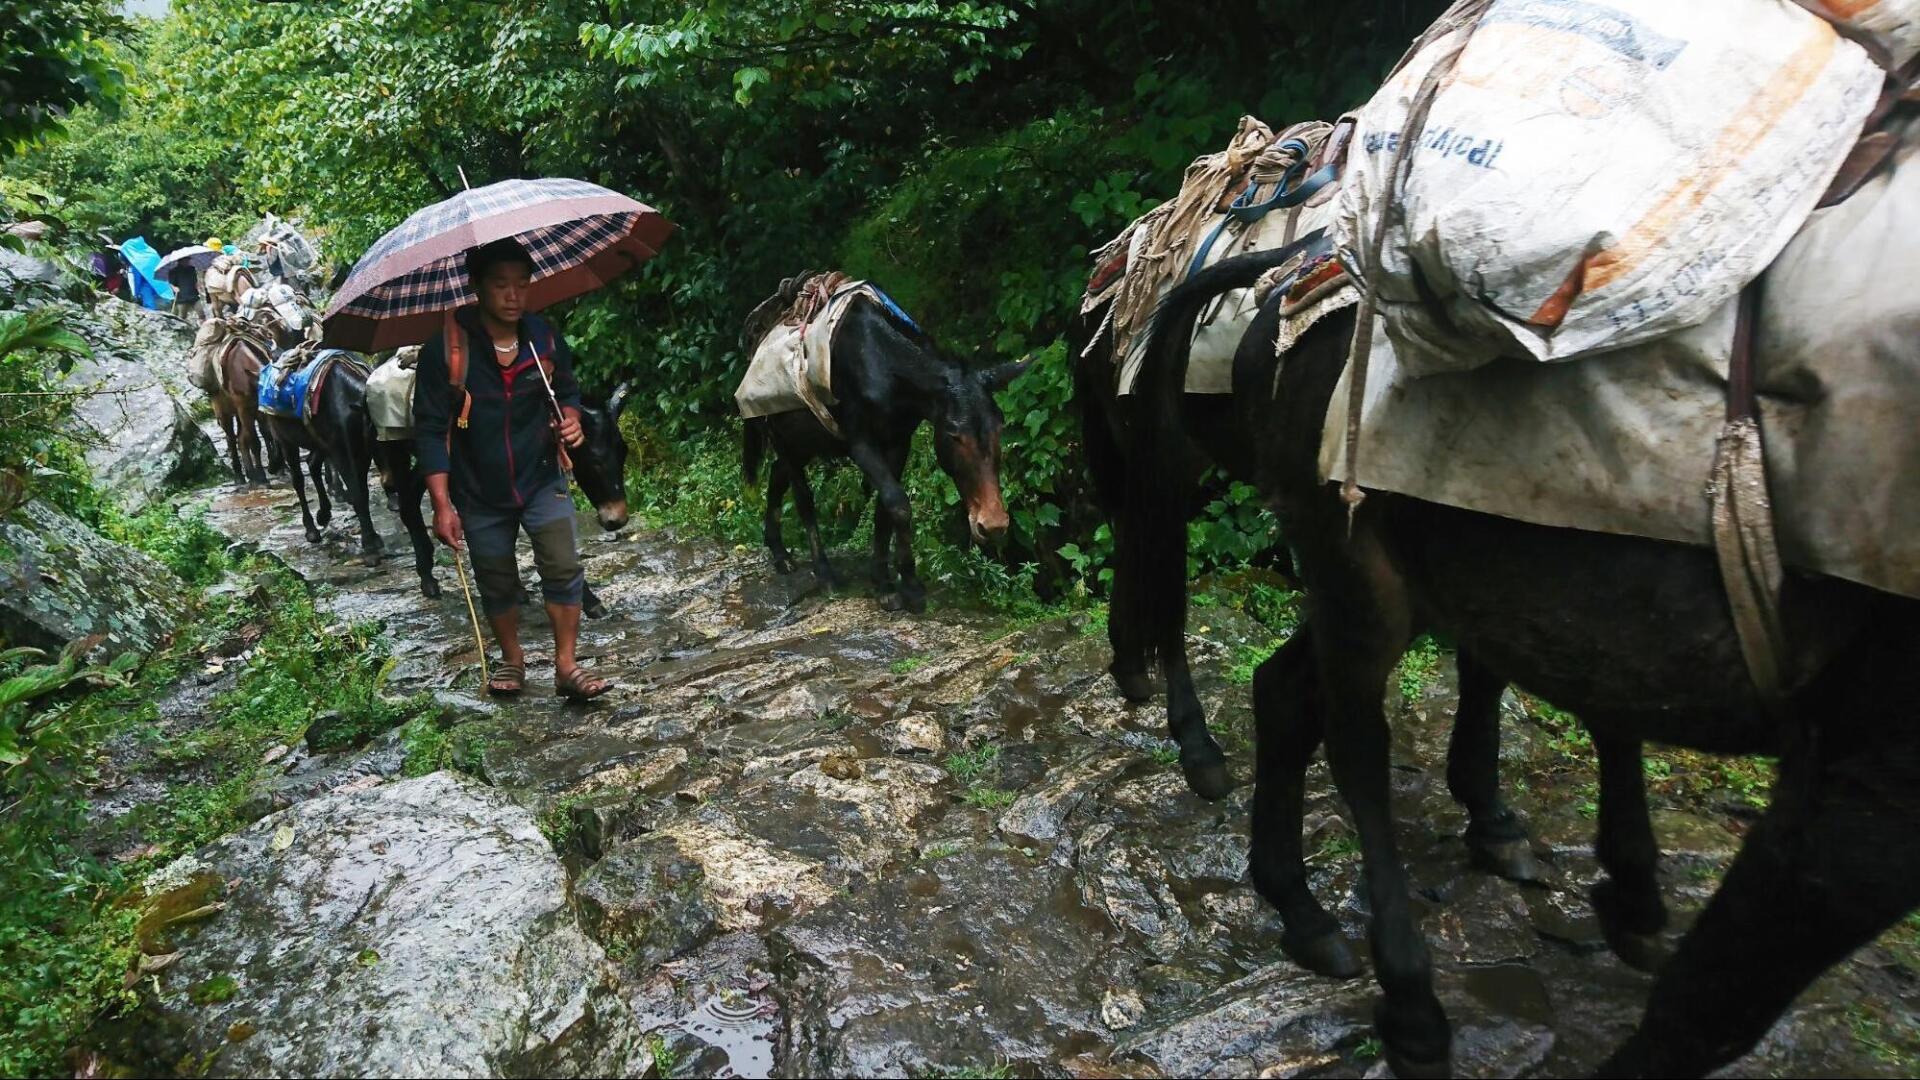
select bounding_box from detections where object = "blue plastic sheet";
[118,236,176,309]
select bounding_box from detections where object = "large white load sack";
[1339,0,1883,375]
[366,347,420,442]
[1794,0,1920,69]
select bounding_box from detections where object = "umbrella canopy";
[321,178,673,351]
[156,244,220,275]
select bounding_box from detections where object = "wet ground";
[181,474,1920,1078]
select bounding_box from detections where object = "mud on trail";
[163,474,1918,1078]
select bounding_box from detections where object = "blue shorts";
[459,482,584,615]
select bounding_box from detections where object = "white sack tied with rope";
[1337,0,1883,376]
[366,346,421,442]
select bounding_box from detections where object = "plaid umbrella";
[321,177,673,351]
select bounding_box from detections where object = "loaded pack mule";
[737,271,1026,614]
[367,341,632,613]
[1078,116,1353,801]
[258,345,384,560]
[188,317,278,484]
[1127,109,1920,1074]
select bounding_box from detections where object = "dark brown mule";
[211,337,271,484]
[260,352,384,561]
[742,296,1025,613]
[1132,248,1918,1077]
[1079,283,1547,955]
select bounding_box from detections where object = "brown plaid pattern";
[319,177,673,351]
[334,210,641,319]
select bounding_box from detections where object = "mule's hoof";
[1383,1046,1453,1080]
[304,528,323,543]
[420,577,442,600]
[772,557,796,574]
[1179,757,1233,801]
[1377,1000,1453,1080]
[316,510,333,528]
[583,598,608,620]
[1112,669,1157,703]
[1468,836,1544,884]
[1602,923,1669,974]
[1281,928,1363,979]
[898,588,927,615]
[385,494,401,513]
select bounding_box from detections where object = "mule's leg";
[310,450,333,528]
[340,452,383,562]
[1306,528,1450,1076]
[286,443,322,543]
[762,460,795,574]
[216,403,242,482]
[869,491,894,589]
[1105,517,1159,703]
[848,442,918,612]
[242,411,269,485]
[1248,628,1364,976]
[1165,645,1231,799]
[788,458,838,591]
[1597,733,1920,1077]
[1588,727,1669,973]
[393,461,439,598]
[1448,650,1543,882]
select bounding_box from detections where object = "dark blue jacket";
[414,308,581,512]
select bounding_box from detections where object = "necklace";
[492,339,518,355]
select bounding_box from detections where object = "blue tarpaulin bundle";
[118,236,176,309]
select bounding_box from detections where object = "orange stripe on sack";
[1571,28,1839,302]
[1804,0,1882,20]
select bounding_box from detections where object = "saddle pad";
[1320,119,1920,601]
[258,349,359,421]
[1112,194,1341,396]
[734,282,884,436]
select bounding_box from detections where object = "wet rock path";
[190,475,1917,1078]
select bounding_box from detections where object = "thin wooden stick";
[450,547,489,686]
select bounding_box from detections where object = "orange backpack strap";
[445,309,473,430]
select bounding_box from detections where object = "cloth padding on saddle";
[259,348,361,421]
[735,279,892,437]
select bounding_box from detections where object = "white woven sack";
[1339,0,1882,375]
[365,354,419,441]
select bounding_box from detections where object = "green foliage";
[0,0,128,154]
[942,742,999,784]
[1396,635,1443,704]
[0,306,94,516]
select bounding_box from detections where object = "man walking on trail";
[414,237,613,702]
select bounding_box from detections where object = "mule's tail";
[743,417,768,485]
[1126,248,1299,672]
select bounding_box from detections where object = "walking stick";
[450,546,490,686]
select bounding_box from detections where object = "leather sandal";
[486,662,525,697]
[555,666,613,703]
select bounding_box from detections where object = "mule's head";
[572,381,634,532]
[930,360,1029,546]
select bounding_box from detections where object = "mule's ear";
[607,380,634,418]
[980,359,1031,393]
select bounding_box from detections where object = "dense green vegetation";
[7,0,1447,597]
